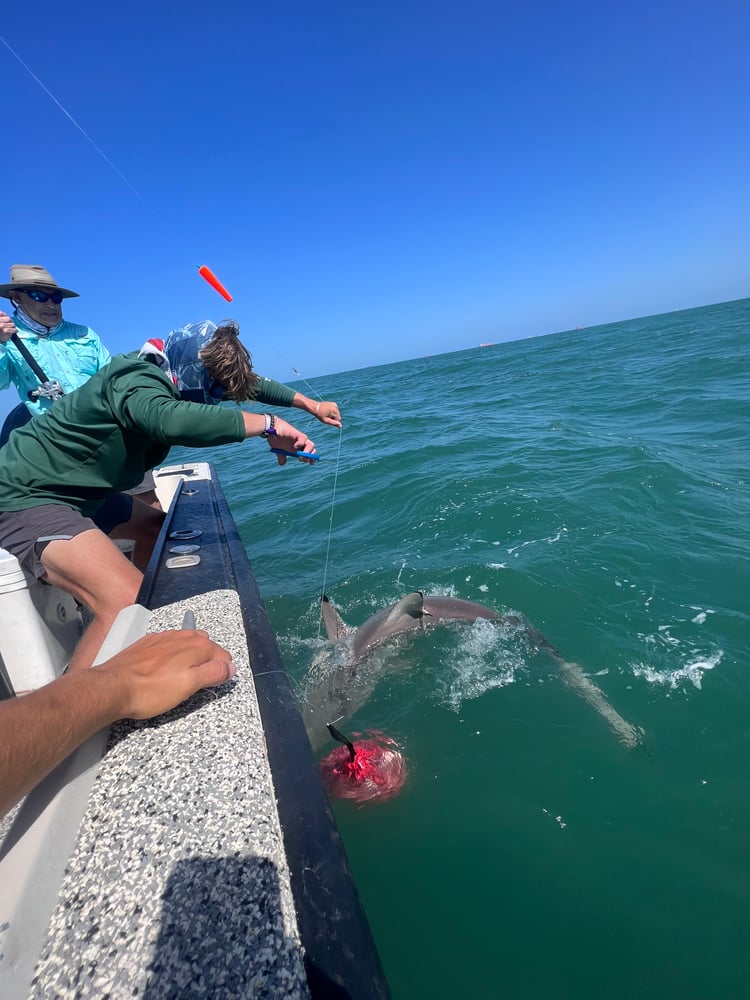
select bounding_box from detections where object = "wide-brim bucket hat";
[0,264,79,299]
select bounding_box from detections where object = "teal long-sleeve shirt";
[0,353,245,516]
[0,315,111,416]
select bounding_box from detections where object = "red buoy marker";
[198,265,232,302]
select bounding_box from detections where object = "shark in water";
[299,592,644,753]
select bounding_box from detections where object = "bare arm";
[253,377,341,428]
[290,392,342,428]
[241,411,318,465]
[0,629,235,817]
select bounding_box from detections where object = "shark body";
[300,592,644,752]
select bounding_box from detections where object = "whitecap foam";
[434,618,526,711]
[631,651,722,690]
[685,605,715,625]
[506,526,568,555]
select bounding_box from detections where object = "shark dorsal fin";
[321,595,353,640]
[386,591,425,623]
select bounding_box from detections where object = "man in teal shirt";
[0,321,321,673]
[0,264,111,445]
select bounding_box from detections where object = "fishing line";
[317,428,344,639]
[0,34,154,214]
[291,367,326,404]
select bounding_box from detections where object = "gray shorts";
[0,495,134,579]
[125,470,156,496]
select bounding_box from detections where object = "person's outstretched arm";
[239,410,318,465]
[254,375,343,428]
[0,629,235,817]
[290,391,342,428]
[125,369,318,461]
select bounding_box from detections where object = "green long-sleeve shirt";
[254,376,296,408]
[0,353,246,516]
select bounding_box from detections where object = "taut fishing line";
[0,34,153,214]
[317,428,344,638]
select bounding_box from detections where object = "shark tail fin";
[321,595,353,640]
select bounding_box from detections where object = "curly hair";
[198,320,260,402]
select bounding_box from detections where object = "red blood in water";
[319,731,407,804]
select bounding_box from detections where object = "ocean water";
[193,298,748,999]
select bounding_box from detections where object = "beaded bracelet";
[261,413,277,437]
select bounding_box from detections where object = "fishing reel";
[28,379,65,401]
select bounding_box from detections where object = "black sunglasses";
[22,289,64,304]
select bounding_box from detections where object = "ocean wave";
[433,618,527,711]
[630,651,722,690]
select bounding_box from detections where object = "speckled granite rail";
[0,463,390,1000]
[30,590,309,1000]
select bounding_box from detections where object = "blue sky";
[1,0,748,407]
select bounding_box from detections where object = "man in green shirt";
[0,321,325,672]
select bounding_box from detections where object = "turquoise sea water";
[195,298,748,998]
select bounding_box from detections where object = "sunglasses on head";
[22,289,64,304]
